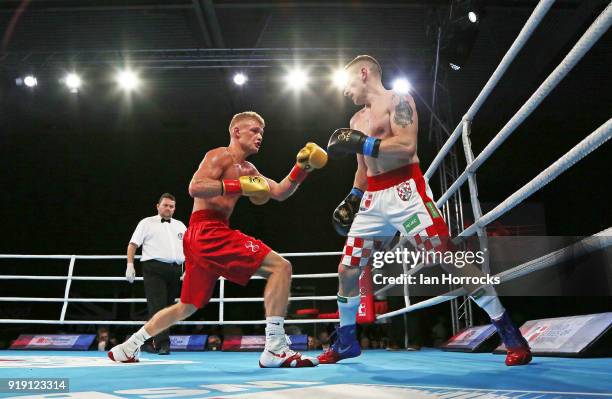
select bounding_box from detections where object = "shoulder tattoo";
[393,95,414,128]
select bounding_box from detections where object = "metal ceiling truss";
[0,47,425,71]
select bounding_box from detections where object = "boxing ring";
[1,1,611,398]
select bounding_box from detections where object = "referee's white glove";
[125,262,136,284]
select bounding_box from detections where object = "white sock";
[124,326,151,352]
[265,316,285,350]
[470,285,506,320]
[338,294,360,327]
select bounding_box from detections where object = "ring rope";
[377,228,612,320]
[436,3,612,209]
[425,0,556,180]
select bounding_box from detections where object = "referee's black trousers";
[142,260,182,347]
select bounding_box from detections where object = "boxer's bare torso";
[191,147,258,218]
[351,91,419,176]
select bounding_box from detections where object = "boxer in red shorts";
[109,111,327,368]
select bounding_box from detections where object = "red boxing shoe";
[506,346,532,366]
[491,311,532,367]
[317,347,342,364]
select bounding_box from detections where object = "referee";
[126,193,187,355]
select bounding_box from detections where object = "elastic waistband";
[189,209,229,225]
[367,163,423,191]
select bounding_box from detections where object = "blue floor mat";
[0,348,610,398]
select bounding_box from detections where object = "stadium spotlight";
[233,73,247,86]
[392,78,411,94]
[285,68,308,90]
[332,68,348,89]
[63,73,82,93]
[23,75,38,88]
[468,11,479,23]
[116,70,140,91]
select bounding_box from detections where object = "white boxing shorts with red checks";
[342,163,450,268]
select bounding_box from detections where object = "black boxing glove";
[332,188,364,236]
[327,128,381,159]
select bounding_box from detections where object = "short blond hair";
[344,55,382,78]
[229,111,265,133]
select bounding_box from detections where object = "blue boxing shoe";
[317,324,361,364]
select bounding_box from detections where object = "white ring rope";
[0,252,342,260]
[425,0,556,180]
[2,226,610,325]
[0,273,339,281]
[0,319,330,326]
[460,118,611,237]
[377,228,612,320]
[0,296,338,303]
[436,3,612,209]
[0,252,342,325]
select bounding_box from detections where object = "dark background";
[0,0,610,345]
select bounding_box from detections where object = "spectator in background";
[308,335,320,350]
[318,330,331,351]
[96,326,119,351]
[207,335,222,351]
[96,326,110,351]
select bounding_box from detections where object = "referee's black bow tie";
[161,219,171,223]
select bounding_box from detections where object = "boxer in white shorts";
[344,162,448,263]
[317,55,531,367]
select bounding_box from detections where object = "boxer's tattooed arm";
[393,95,414,128]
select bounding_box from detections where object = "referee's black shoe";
[158,342,170,355]
[141,342,157,353]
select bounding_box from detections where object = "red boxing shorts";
[180,209,272,308]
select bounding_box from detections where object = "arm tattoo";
[393,96,414,128]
